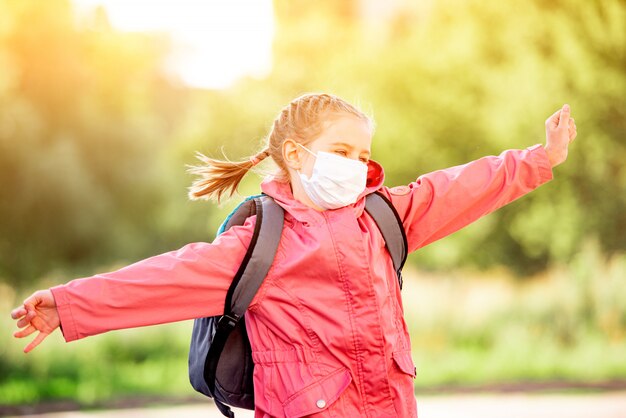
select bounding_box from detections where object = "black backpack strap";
[205,195,284,417]
[223,198,258,232]
[228,195,284,317]
[214,398,235,418]
[365,191,408,289]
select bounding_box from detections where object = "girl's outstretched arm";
[11,216,256,350]
[380,104,577,252]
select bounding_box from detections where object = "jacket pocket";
[282,367,352,418]
[392,350,416,378]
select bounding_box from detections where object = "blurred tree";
[0,0,202,290]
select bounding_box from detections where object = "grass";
[1,241,625,406]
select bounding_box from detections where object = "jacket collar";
[260,160,385,225]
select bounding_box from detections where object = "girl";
[11,93,577,417]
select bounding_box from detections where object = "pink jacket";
[50,144,553,418]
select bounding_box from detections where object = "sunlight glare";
[73,0,275,89]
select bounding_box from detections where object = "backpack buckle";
[217,313,240,331]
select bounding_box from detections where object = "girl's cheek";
[299,158,316,178]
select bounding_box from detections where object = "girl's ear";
[282,138,302,170]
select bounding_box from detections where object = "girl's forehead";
[315,116,372,149]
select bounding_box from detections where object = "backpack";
[188,192,408,418]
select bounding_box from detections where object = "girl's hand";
[10,289,60,353]
[544,104,577,167]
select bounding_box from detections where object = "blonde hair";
[187,93,373,202]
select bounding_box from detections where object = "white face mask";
[297,144,368,210]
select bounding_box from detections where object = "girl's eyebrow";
[330,142,371,156]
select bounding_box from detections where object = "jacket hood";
[260,159,386,225]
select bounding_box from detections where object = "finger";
[24,332,48,354]
[567,118,576,139]
[16,309,37,328]
[546,109,561,128]
[11,306,27,320]
[25,306,36,316]
[23,290,46,308]
[557,104,571,128]
[24,303,37,316]
[569,130,577,141]
[24,302,33,309]
[14,324,37,339]
[17,315,33,328]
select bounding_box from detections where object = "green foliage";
[0,320,194,405]
[0,0,215,290]
[405,242,626,388]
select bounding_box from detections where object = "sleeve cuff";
[526,144,554,184]
[50,285,80,342]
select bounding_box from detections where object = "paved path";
[8,393,626,418]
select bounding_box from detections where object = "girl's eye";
[334,150,348,156]
[360,157,369,163]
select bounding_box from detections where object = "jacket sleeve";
[49,216,256,342]
[378,144,554,253]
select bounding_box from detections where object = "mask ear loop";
[297,143,316,157]
[296,143,316,177]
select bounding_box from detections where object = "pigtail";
[187,148,270,202]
